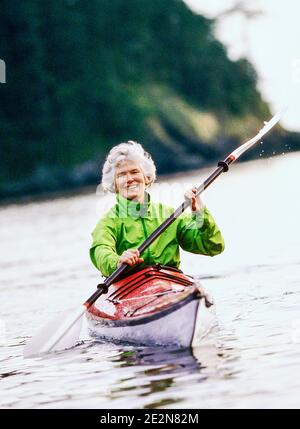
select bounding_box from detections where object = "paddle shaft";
[84,155,235,308]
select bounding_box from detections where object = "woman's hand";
[184,187,206,213]
[118,249,144,267]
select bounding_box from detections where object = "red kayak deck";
[87,265,198,321]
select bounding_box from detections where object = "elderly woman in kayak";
[90,141,224,277]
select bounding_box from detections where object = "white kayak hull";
[87,295,216,348]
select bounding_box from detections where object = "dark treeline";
[0,0,299,198]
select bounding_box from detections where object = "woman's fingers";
[119,249,144,266]
[184,187,205,212]
[123,257,144,266]
[184,187,197,199]
[184,188,197,210]
[191,196,197,211]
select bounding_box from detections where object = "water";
[1,152,300,409]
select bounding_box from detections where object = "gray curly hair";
[101,141,157,193]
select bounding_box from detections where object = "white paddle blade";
[24,306,86,358]
[231,110,283,160]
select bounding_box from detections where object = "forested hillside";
[0,0,298,198]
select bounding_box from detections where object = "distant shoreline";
[1,151,297,208]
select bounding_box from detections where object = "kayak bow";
[86,265,215,348]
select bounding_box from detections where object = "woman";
[90,141,224,277]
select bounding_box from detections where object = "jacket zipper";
[140,217,150,264]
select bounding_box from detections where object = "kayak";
[86,265,216,348]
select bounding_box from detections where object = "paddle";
[24,111,282,357]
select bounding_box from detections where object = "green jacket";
[90,193,225,277]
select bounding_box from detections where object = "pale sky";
[184,0,300,131]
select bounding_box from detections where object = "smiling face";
[115,160,149,202]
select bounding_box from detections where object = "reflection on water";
[110,346,202,409]
[1,153,300,408]
[78,340,236,409]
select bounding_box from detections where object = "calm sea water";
[1,152,300,409]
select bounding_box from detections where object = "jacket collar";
[116,192,151,218]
